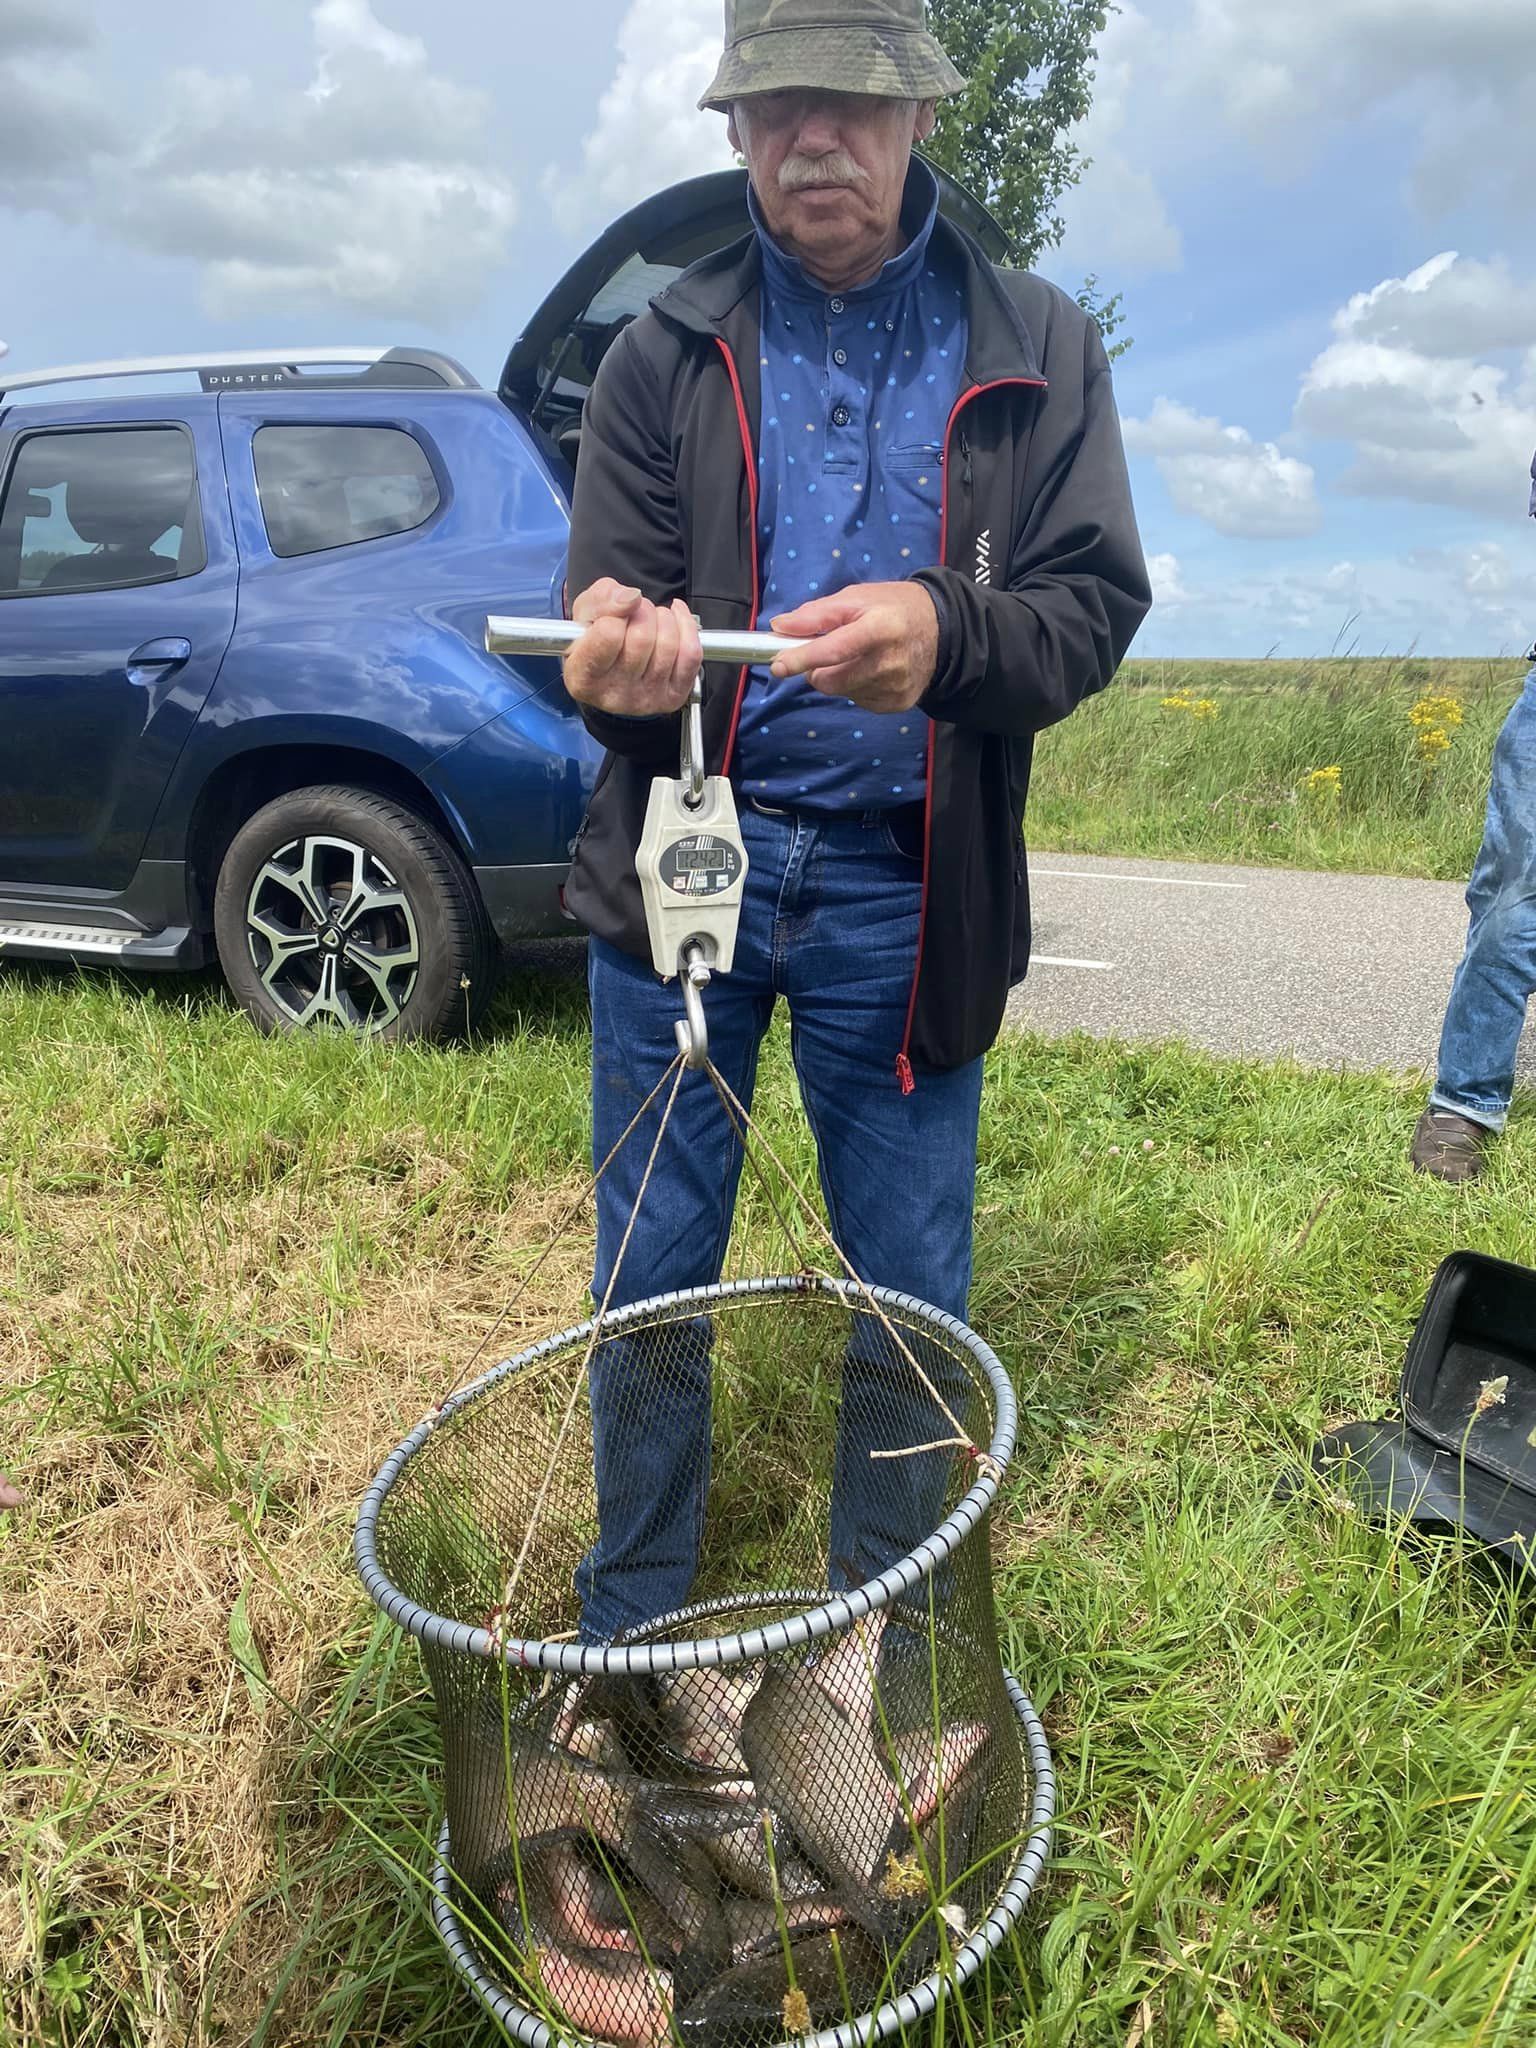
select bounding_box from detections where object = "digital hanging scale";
[484,616,814,1063]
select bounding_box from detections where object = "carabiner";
[674,941,711,1068]
[680,671,706,811]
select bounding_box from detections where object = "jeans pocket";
[878,807,926,863]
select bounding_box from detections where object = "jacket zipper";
[714,337,760,776]
[894,373,1047,1095]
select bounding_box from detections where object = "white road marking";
[1032,867,1247,891]
[1031,955,1116,971]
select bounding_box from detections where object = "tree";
[922,0,1129,354]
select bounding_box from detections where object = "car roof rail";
[0,346,480,401]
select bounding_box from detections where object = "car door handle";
[127,637,192,672]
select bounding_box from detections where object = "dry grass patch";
[2,982,593,2043]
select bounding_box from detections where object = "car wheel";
[213,785,496,1039]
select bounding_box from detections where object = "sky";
[3,0,1535,660]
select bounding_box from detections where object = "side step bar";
[0,919,206,968]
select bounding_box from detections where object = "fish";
[740,1664,900,1890]
[807,1611,889,1725]
[700,1808,823,1902]
[674,1926,887,2045]
[886,1721,990,1830]
[566,1715,632,1772]
[453,1710,726,1934]
[535,1944,674,2047]
[493,1835,666,1958]
[659,1665,760,1778]
[724,1893,850,1963]
[578,1672,727,1782]
[494,1836,623,1949]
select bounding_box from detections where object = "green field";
[1030,656,1527,879]
[3,958,1535,2047]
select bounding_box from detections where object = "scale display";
[658,835,744,897]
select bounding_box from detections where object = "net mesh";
[368,1285,1028,2048]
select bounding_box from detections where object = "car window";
[535,254,687,418]
[0,427,204,598]
[254,424,440,559]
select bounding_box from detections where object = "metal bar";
[0,348,392,395]
[485,615,810,665]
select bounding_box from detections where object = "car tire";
[213,785,497,1040]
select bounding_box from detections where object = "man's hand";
[562,581,702,718]
[768,582,939,713]
[0,1473,21,1512]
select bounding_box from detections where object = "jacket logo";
[975,529,992,586]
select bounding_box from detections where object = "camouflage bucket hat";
[699,0,966,112]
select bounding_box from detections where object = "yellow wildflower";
[1304,765,1342,797]
[1160,693,1193,711]
[1416,727,1451,762]
[1189,698,1219,720]
[1409,693,1464,731]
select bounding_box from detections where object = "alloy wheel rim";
[245,834,421,1031]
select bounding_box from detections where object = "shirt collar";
[749,157,941,307]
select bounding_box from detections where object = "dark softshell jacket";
[563,199,1152,1081]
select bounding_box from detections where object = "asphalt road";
[1005,851,1536,1083]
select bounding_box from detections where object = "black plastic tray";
[1400,1252,1536,1492]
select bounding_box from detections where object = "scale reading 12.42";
[485,615,812,1065]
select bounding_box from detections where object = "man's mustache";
[778,151,870,192]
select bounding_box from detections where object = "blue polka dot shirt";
[735,160,968,812]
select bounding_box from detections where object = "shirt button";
[833,348,848,366]
[831,404,851,428]
[829,297,845,314]
[884,320,895,332]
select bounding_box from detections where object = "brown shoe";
[1410,1107,1491,1183]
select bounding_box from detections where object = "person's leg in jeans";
[774,812,985,1590]
[1430,671,1536,1134]
[575,809,786,1642]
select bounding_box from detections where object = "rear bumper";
[472,862,580,946]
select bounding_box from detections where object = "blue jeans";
[1432,670,1536,1133]
[576,802,985,1643]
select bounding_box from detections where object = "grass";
[1029,655,1529,878]
[2,950,1535,2047]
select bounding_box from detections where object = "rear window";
[0,426,203,597]
[253,424,440,559]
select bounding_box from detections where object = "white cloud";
[1123,398,1322,539]
[1059,0,1536,277]
[311,0,424,83]
[0,1,518,320]
[1131,545,1536,659]
[546,0,733,235]
[1335,253,1536,359]
[0,3,119,196]
[1052,4,1182,278]
[1146,552,1189,608]
[1295,261,1536,520]
[0,0,91,52]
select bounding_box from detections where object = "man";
[560,0,1150,1641]
[1411,449,1536,1183]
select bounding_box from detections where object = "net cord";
[493,1052,689,1623]
[437,1050,688,1407]
[704,1059,989,1471]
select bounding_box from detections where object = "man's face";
[728,89,936,285]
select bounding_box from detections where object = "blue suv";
[0,168,1005,1037]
